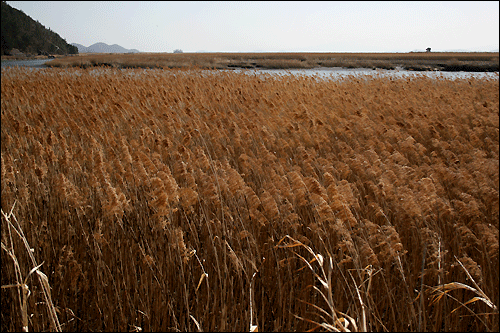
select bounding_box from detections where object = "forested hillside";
[1,1,78,56]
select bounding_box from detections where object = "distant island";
[71,42,140,54]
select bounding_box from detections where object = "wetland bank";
[44,51,499,72]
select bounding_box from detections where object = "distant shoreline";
[1,54,70,61]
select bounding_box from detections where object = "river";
[233,67,499,80]
[1,58,53,68]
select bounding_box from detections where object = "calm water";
[2,59,498,80]
[233,67,500,80]
[1,58,53,68]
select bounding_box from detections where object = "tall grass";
[1,66,498,331]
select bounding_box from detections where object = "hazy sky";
[7,1,500,53]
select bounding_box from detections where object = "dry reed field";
[1,66,499,332]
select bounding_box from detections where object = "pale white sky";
[6,1,500,53]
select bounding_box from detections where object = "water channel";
[1,58,53,68]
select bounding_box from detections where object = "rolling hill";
[1,1,78,55]
[71,42,140,54]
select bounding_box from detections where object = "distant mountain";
[71,43,88,53]
[1,1,78,55]
[71,42,140,54]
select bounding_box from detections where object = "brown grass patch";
[1,66,498,331]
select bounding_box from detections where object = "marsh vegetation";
[1,66,498,332]
[44,51,500,72]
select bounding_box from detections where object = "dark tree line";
[1,1,78,56]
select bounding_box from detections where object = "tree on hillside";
[1,1,78,55]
